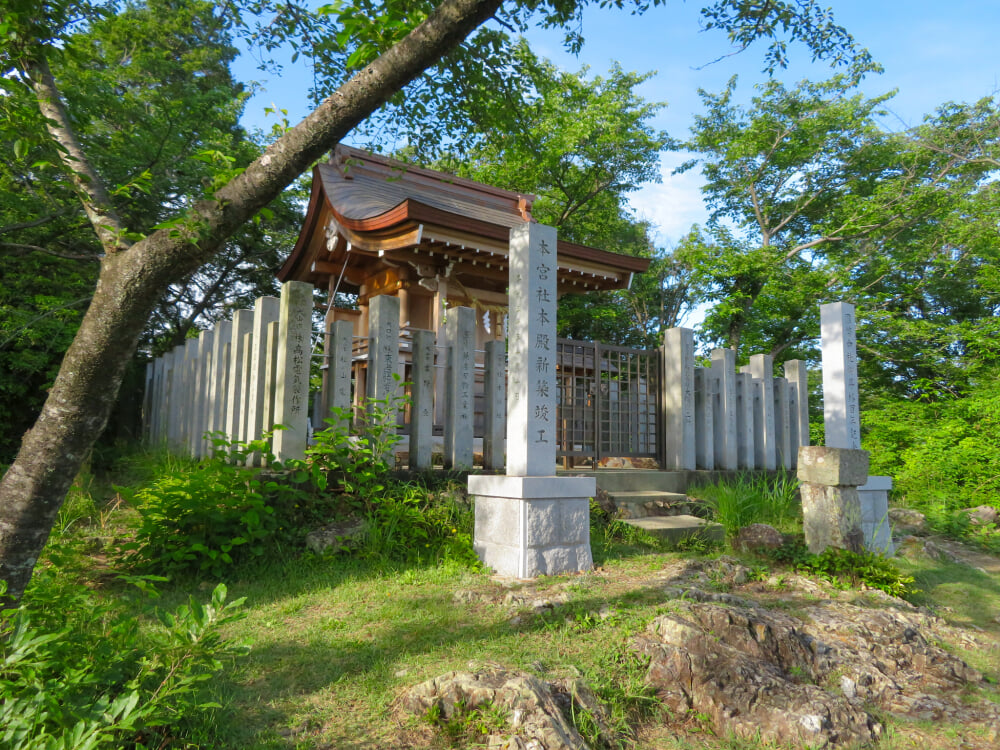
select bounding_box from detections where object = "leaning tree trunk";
[0,0,504,606]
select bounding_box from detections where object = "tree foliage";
[677,71,1000,389]
[676,71,895,356]
[415,43,679,346]
[0,0,874,605]
[0,0,304,461]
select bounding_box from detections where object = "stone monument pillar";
[206,320,231,443]
[366,294,400,463]
[410,328,435,470]
[326,320,354,420]
[749,353,777,470]
[820,302,893,552]
[225,310,254,445]
[482,339,506,471]
[470,223,595,577]
[444,306,475,470]
[662,327,696,470]
[246,296,280,446]
[711,348,738,471]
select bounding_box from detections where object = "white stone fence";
[143,280,314,464]
[662,328,810,471]
[144,287,810,473]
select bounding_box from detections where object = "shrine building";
[277,144,650,348]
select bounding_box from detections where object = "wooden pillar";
[398,285,410,330]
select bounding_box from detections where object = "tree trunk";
[0,0,503,606]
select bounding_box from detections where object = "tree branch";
[25,55,132,254]
[0,242,100,262]
[0,212,68,236]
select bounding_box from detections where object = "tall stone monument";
[245,296,280,446]
[367,294,400,463]
[470,223,595,577]
[820,302,893,552]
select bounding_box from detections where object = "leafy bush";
[302,399,479,567]
[302,401,401,499]
[687,472,801,536]
[118,437,301,579]
[332,477,478,567]
[1,578,246,749]
[120,391,480,576]
[768,539,917,598]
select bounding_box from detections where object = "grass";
[184,556,627,746]
[686,472,801,537]
[12,460,1000,749]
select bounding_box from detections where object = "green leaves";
[0,578,246,749]
[699,0,875,75]
[118,448,285,578]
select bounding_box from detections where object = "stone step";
[607,490,692,519]
[623,515,725,548]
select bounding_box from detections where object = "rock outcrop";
[406,557,999,749]
[401,669,611,750]
[632,595,997,747]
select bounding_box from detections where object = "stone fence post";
[272,280,314,463]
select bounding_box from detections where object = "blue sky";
[233,1,1000,246]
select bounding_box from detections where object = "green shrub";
[337,478,478,567]
[300,396,405,503]
[1,578,246,749]
[120,390,480,576]
[768,539,917,598]
[118,437,300,579]
[303,397,479,567]
[864,373,1000,512]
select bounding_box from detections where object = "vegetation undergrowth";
[6,406,994,749]
[8,474,997,749]
[864,375,1000,552]
[115,395,478,580]
[766,538,918,599]
[1,575,245,750]
[686,472,801,537]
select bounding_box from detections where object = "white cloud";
[628,156,709,247]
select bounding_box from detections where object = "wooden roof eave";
[279,163,653,287]
[278,164,330,283]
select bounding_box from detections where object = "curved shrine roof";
[278,145,650,296]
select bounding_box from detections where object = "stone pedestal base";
[469,475,595,578]
[800,484,865,554]
[859,475,894,553]
[798,446,868,555]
